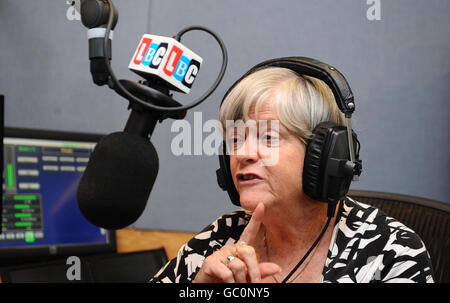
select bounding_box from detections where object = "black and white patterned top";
[150,198,434,283]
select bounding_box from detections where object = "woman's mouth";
[236,173,263,186]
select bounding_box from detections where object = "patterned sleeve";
[378,218,434,283]
[323,199,434,283]
[149,210,250,283]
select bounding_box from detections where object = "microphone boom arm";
[81,0,228,119]
[110,79,187,138]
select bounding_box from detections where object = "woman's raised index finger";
[239,203,264,245]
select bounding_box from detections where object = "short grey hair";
[219,67,345,143]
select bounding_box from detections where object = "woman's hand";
[193,203,281,283]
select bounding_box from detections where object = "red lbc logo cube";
[129,34,203,94]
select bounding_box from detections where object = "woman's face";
[228,101,307,213]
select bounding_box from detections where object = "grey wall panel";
[1,0,449,233]
[0,0,151,134]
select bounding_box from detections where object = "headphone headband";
[222,57,355,116]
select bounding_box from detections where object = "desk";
[115,229,195,260]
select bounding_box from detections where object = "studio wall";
[1,0,449,232]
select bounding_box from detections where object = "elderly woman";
[150,58,434,283]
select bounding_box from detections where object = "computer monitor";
[0,95,3,234]
[0,127,116,264]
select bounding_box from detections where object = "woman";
[150,59,434,283]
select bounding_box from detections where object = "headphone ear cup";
[217,142,241,206]
[303,122,335,201]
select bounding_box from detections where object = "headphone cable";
[281,203,336,283]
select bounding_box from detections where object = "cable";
[281,203,336,283]
[103,0,228,113]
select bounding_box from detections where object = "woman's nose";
[235,136,259,164]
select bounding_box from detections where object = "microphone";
[76,1,219,230]
[77,131,159,230]
[77,75,191,230]
[77,0,227,230]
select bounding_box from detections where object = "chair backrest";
[348,190,450,283]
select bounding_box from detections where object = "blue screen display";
[1,136,109,250]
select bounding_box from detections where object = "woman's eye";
[261,134,279,146]
[229,136,244,148]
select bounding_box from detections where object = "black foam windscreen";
[77,131,159,230]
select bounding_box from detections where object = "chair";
[348,190,450,283]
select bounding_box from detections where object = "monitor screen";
[0,128,116,263]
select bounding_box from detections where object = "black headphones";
[216,57,362,213]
